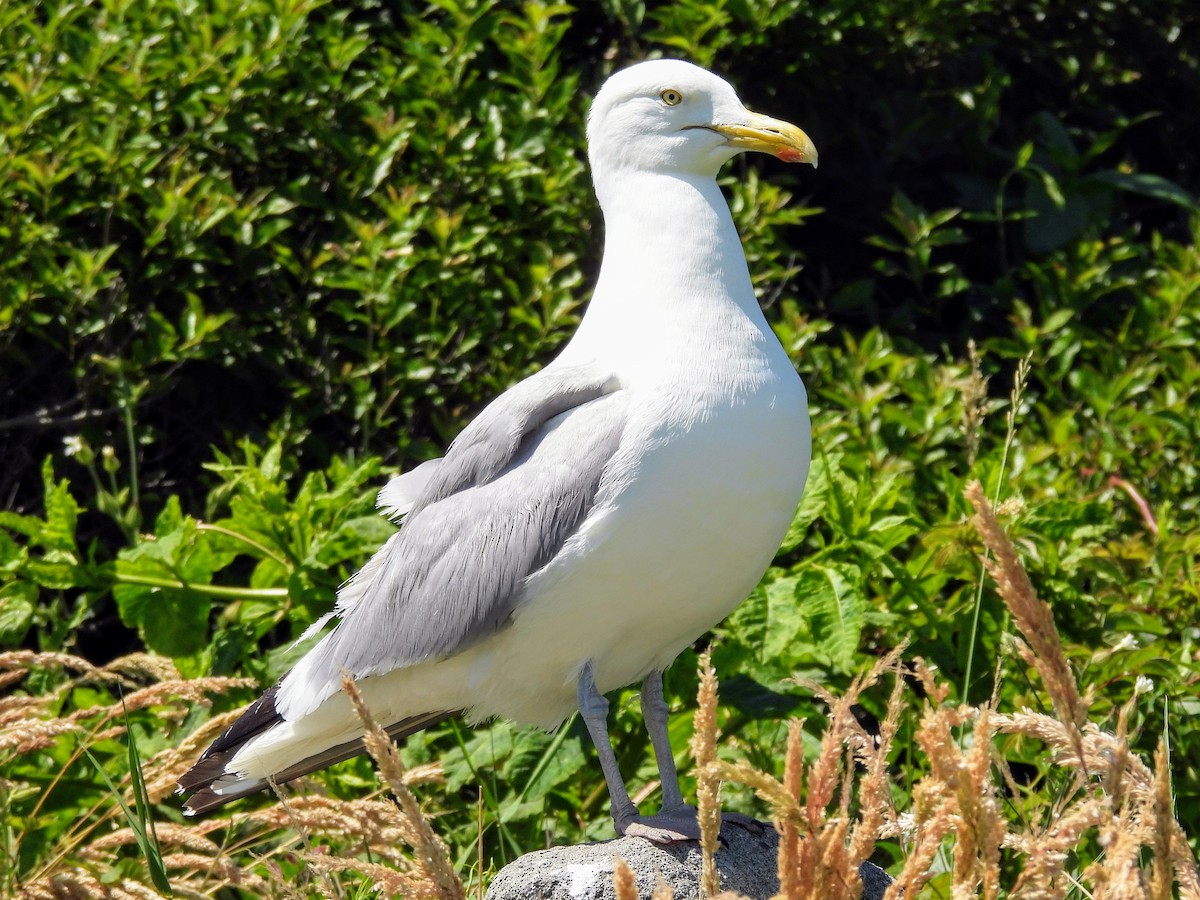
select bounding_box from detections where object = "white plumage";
[180,59,816,841]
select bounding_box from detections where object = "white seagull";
[180,58,816,842]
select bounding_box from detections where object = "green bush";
[1,0,592,510]
[1,0,1197,888]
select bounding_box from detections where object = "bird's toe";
[621,817,702,844]
[719,810,768,834]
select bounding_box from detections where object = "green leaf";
[83,709,172,896]
[514,725,585,804]
[154,496,184,534]
[0,581,37,643]
[1089,170,1196,209]
[0,511,44,542]
[1014,141,1034,169]
[40,459,79,553]
[126,708,172,895]
[112,581,212,658]
[762,575,803,663]
[24,552,85,590]
[778,452,832,554]
[1042,308,1075,333]
[794,563,865,671]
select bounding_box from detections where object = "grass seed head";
[693,651,723,897]
[342,671,466,900]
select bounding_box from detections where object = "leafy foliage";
[1,0,1198,893]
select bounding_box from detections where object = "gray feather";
[410,364,618,516]
[276,367,627,719]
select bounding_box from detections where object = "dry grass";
[614,856,640,900]
[961,338,990,469]
[342,671,466,900]
[692,650,723,897]
[4,479,1198,898]
[966,482,1089,745]
[2,651,460,899]
[637,647,904,900]
[628,483,1198,899]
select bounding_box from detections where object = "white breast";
[444,342,809,727]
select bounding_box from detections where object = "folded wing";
[179,363,626,811]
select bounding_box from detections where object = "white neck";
[561,169,773,374]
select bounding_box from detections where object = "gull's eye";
[660,88,683,107]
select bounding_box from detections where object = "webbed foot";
[616,804,766,844]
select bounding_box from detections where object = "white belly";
[441,370,811,727]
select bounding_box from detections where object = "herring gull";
[179,58,816,842]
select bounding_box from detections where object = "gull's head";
[587,59,817,180]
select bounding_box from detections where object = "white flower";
[62,435,85,457]
[1114,634,1139,652]
[1134,676,1154,696]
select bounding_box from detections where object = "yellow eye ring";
[660,89,683,106]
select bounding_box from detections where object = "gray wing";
[276,364,627,720]
[412,364,620,514]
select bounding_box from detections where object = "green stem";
[121,383,140,528]
[961,354,1032,704]
[114,572,288,600]
[961,577,989,704]
[195,523,290,567]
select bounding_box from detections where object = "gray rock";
[484,826,892,900]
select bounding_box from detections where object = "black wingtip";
[177,682,284,811]
[176,751,237,794]
[203,683,284,758]
[178,681,458,815]
[182,780,266,816]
